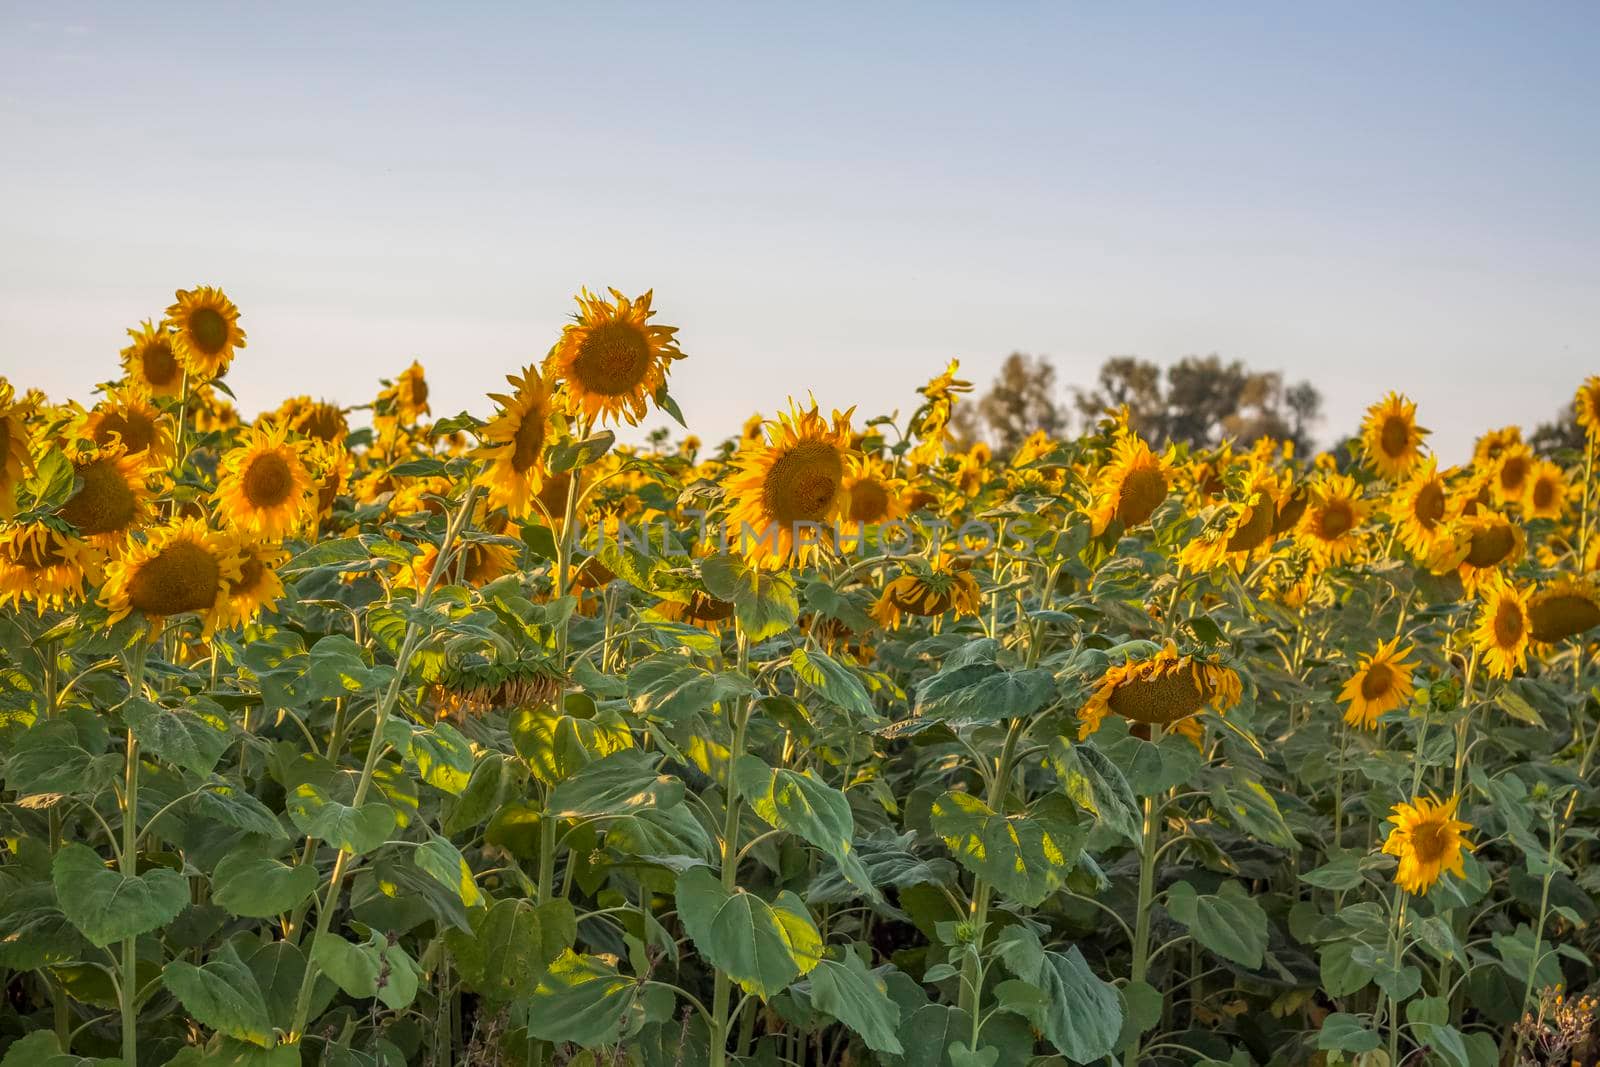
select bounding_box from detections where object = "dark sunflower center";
[1108,667,1207,725]
[1379,415,1410,458]
[764,441,844,524]
[512,414,546,473]
[188,307,230,354]
[243,452,295,508]
[6,532,66,571]
[1531,477,1557,511]
[848,478,891,523]
[573,321,652,396]
[94,410,156,454]
[1317,501,1354,540]
[1493,598,1525,649]
[1499,456,1528,494]
[60,458,138,535]
[1360,662,1394,701]
[1465,523,1514,568]
[128,541,221,616]
[1224,497,1275,552]
[232,555,267,596]
[1273,489,1308,533]
[686,592,735,622]
[1413,481,1445,528]
[141,340,180,386]
[1409,821,1449,865]
[1529,593,1600,644]
[1116,466,1167,526]
[302,405,344,442]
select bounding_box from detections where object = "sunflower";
[724,400,856,568]
[1471,577,1531,680]
[1178,465,1280,572]
[220,539,288,628]
[101,519,243,638]
[0,521,100,613]
[57,445,152,548]
[81,388,174,467]
[1086,431,1172,536]
[119,320,184,398]
[271,396,348,443]
[1522,459,1569,520]
[1338,638,1419,730]
[1388,458,1452,560]
[1472,425,1523,468]
[1527,577,1600,646]
[376,360,431,429]
[1490,442,1534,508]
[1077,642,1242,743]
[164,286,245,379]
[215,425,314,539]
[1360,392,1428,479]
[476,365,556,517]
[841,455,905,527]
[953,442,992,498]
[1294,472,1367,565]
[400,538,519,591]
[1381,794,1473,895]
[1428,512,1525,594]
[0,378,33,517]
[305,439,353,520]
[1575,376,1600,439]
[544,288,683,427]
[654,590,736,633]
[870,560,982,630]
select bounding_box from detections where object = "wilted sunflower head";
[0,520,101,614]
[1294,472,1367,565]
[1087,431,1171,536]
[1077,642,1242,742]
[100,519,243,638]
[544,288,683,427]
[475,365,556,517]
[1523,459,1568,520]
[1527,577,1600,646]
[1360,392,1428,480]
[841,455,905,526]
[431,647,564,718]
[724,400,856,568]
[1388,457,1451,559]
[1337,637,1419,730]
[58,444,151,547]
[1471,577,1531,680]
[1574,376,1600,439]
[164,286,245,379]
[81,388,174,466]
[870,560,982,630]
[216,424,314,539]
[1382,794,1472,895]
[120,320,183,397]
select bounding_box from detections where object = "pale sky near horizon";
[2,3,1596,461]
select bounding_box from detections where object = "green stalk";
[709,632,751,1067]
[1511,816,1559,1063]
[958,716,1025,1028]
[118,637,152,1066]
[1122,723,1163,1067]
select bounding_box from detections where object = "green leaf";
[1316,1012,1379,1053]
[549,431,616,473]
[123,699,231,777]
[914,668,1055,725]
[310,931,420,1010]
[0,1029,124,1067]
[523,949,649,1046]
[1031,947,1122,1062]
[1299,851,1364,891]
[446,897,573,1001]
[510,704,633,784]
[791,648,878,722]
[161,944,275,1048]
[1050,739,1141,845]
[211,852,319,918]
[413,835,484,908]
[733,756,872,893]
[1165,880,1268,969]
[547,749,683,818]
[629,655,753,721]
[408,723,475,795]
[195,784,288,839]
[675,867,823,997]
[806,951,903,1054]
[52,842,188,948]
[1209,773,1297,850]
[286,785,396,855]
[929,792,1085,907]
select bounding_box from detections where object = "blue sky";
[2,3,1596,460]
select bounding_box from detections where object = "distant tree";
[974,353,1066,454]
[1529,407,1584,458]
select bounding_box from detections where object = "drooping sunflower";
[119,320,184,397]
[80,388,174,467]
[272,396,348,443]
[476,365,556,517]
[1294,472,1368,565]
[841,455,905,527]
[164,286,245,379]
[1077,642,1242,744]
[724,401,856,568]
[215,425,314,539]
[1381,794,1473,895]
[1360,392,1428,480]
[1522,459,1569,520]
[1178,465,1280,572]
[1428,511,1525,594]
[1527,577,1600,646]
[1086,431,1172,536]
[400,538,519,591]
[1338,637,1419,730]
[57,445,152,548]
[1490,442,1534,508]
[101,519,243,638]
[544,288,683,427]
[1574,376,1600,439]
[0,521,101,613]
[1472,577,1532,680]
[0,378,33,516]
[220,539,288,628]
[870,560,982,630]
[376,360,431,430]
[654,590,736,633]
[1388,458,1452,560]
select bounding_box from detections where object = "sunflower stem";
[118,633,152,1067]
[709,630,751,1067]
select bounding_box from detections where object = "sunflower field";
[2,287,1600,1067]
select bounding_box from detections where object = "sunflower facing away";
[654,590,736,633]
[1575,376,1600,439]
[0,521,101,614]
[724,400,856,568]
[476,364,556,517]
[1428,511,1525,595]
[1381,794,1473,895]
[120,320,184,397]
[1077,642,1243,744]
[1178,464,1280,572]
[216,425,314,539]
[81,388,174,467]
[1472,577,1532,680]
[1087,430,1172,536]
[0,379,32,516]
[870,560,982,630]
[1294,472,1368,566]
[101,519,243,638]
[1338,637,1419,730]
[1527,577,1600,646]
[1388,457,1452,559]
[1361,392,1428,480]
[376,360,431,429]
[164,286,245,379]
[58,445,152,548]
[545,288,683,427]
